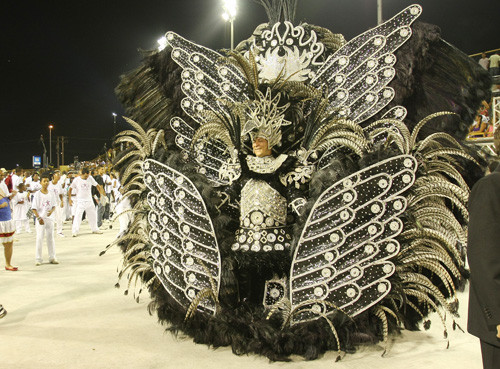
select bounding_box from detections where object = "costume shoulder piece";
[112,2,488,362]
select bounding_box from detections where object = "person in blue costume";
[0,175,17,271]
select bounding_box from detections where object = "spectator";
[489,52,500,76]
[469,100,491,138]
[479,52,490,70]
[31,173,58,266]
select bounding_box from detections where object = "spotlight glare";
[157,36,168,51]
[222,0,237,20]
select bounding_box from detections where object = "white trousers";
[54,204,63,234]
[115,197,132,235]
[70,196,77,217]
[64,196,72,220]
[72,200,98,234]
[15,219,31,233]
[35,218,56,262]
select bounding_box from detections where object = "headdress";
[242,88,290,149]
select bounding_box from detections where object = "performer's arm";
[31,194,43,225]
[96,184,105,197]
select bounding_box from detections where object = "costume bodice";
[240,179,287,229]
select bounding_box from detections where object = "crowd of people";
[0,162,133,318]
[468,99,495,138]
[468,51,500,140]
[0,164,132,271]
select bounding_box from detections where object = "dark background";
[2,0,498,169]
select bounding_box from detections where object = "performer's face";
[252,137,271,157]
[40,177,50,190]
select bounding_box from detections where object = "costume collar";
[246,154,288,174]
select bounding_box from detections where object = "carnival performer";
[12,183,31,234]
[48,170,65,237]
[114,188,132,239]
[32,173,58,266]
[26,172,41,200]
[112,2,491,361]
[66,171,77,222]
[68,167,105,236]
[228,132,304,302]
[0,171,17,271]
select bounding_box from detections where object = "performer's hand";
[60,201,64,208]
[0,202,6,209]
[69,199,73,206]
[38,218,44,225]
[497,325,500,339]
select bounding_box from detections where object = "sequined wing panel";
[143,159,221,314]
[166,31,250,126]
[290,155,417,324]
[170,116,241,186]
[166,32,244,185]
[310,5,422,123]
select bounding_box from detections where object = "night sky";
[2,0,498,169]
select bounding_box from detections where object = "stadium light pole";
[222,0,237,50]
[377,0,383,25]
[112,112,117,137]
[48,124,54,166]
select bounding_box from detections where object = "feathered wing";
[166,32,248,185]
[167,31,251,119]
[310,5,422,123]
[171,112,241,186]
[143,158,221,314]
[290,155,417,323]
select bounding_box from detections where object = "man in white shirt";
[68,167,105,237]
[48,170,65,237]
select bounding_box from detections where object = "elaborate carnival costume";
[109,2,491,361]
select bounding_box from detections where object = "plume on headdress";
[242,88,291,149]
